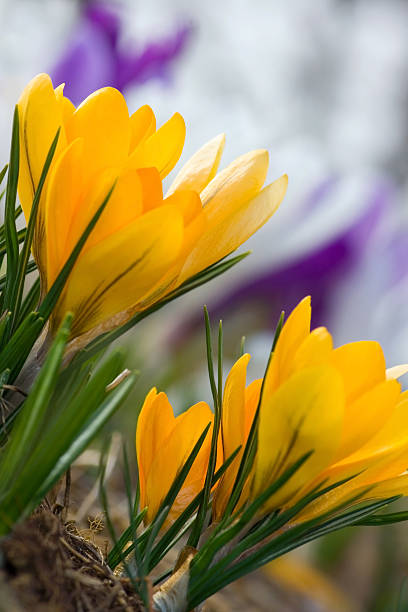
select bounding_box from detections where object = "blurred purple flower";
[50,1,192,104]
[215,178,393,329]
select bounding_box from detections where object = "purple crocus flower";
[50,1,192,104]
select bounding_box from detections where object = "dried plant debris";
[0,509,143,611]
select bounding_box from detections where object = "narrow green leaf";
[2,107,20,310]
[189,317,223,547]
[0,314,72,493]
[8,128,60,335]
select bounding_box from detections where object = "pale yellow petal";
[201,149,269,219]
[177,174,287,284]
[386,364,408,380]
[167,133,226,195]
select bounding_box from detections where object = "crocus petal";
[52,205,184,336]
[144,401,213,523]
[292,327,333,373]
[45,138,85,286]
[64,166,144,256]
[136,389,175,510]
[65,86,131,177]
[264,296,311,394]
[386,364,408,380]
[127,112,185,179]
[335,379,401,460]
[214,354,251,519]
[244,378,262,438]
[178,175,287,284]
[167,133,226,195]
[129,105,156,152]
[321,394,408,487]
[18,73,67,218]
[201,149,269,218]
[254,365,344,510]
[331,341,386,403]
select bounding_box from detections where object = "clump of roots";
[0,508,143,611]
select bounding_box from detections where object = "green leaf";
[7,128,60,336]
[188,314,222,548]
[2,107,20,311]
[0,314,72,493]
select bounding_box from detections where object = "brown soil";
[0,509,144,611]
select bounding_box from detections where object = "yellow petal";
[167,133,226,195]
[335,379,401,461]
[127,112,186,179]
[201,149,269,218]
[129,104,156,151]
[138,167,164,212]
[221,353,251,461]
[52,205,184,336]
[214,354,251,519]
[136,389,175,510]
[244,378,262,438]
[65,86,131,177]
[54,83,76,123]
[64,166,144,256]
[178,174,287,284]
[264,296,312,394]
[292,327,333,373]
[297,468,408,524]
[365,474,408,499]
[18,73,67,219]
[320,394,408,487]
[254,365,344,510]
[45,138,85,287]
[331,341,386,403]
[386,364,408,380]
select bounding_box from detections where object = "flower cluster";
[137,297,408,526]
[18,74,287,344]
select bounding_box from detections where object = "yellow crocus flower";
[215,297,408,520]
[136,388,214,525]
[17,74,288,344]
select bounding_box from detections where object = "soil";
[0,508,144,611]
